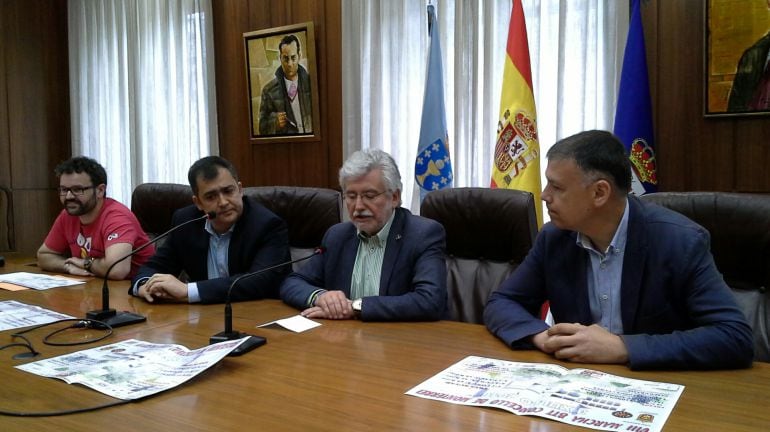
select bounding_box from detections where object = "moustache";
[353,210,373,218]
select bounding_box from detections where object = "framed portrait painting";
[244,22,321,141]
[705,0,770,117]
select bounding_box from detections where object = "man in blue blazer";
[280,149,447,321]
[130,156,290,304]
[484,130,754,370]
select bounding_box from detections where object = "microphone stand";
[210,247,324,356]
[86,211,216,327]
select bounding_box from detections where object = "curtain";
[342,0,629,213]
[68,0,218,205]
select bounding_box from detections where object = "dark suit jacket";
[728,31,770,112]
[130,197,290,303]
[280,207,447,321]
[258,65,313,135]
[484,196,754,370]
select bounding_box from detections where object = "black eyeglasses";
[343,190,388,203]
[58,186,96,196]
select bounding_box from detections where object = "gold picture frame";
[705,0,770,117]
[244,22,321,141]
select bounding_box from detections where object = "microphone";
[85,211,216,327]
[210,246,325,356]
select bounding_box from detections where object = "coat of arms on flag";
[494,109,539,186]
[416,138,453,192]
[629,137,657,185]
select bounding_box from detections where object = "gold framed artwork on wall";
[244,22,321,141]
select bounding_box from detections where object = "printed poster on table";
[16,338,248,400]
[406,356,683,432]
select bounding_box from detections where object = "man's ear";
[96,184,107,199]
[391,189,402,207]
[192,195,203,211]
[592,179,612,206]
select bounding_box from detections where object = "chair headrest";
[421,187,538,262]
[243,186,342,248]
[641,191,770,290]
[131,183,193,236]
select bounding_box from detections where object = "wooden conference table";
[0,257,768,431]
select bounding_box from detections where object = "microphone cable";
[0,319,130,417]
[0,399,133,418]
[3,318,113,360]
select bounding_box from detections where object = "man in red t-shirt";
[37,156,154,280]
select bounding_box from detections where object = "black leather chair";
[421,187,538,324]
[243,186,343,268]
[131,183,343,270]
[641,191,770,362]
[130,183,193,240]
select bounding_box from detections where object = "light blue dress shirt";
[576,199,629,334]
[187,219,234,303]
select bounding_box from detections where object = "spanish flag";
[491,0,542,226]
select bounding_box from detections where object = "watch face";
[353,299,362,311]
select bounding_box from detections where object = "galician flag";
[491,0,542,225]
[415,4,453,202]
[613,0,658,195]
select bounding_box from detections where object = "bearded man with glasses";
[280,149,448,321]
[37,156,154,279]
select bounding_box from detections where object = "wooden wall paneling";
[323,0,342,189]
[641,0,658,157]
[2,0,70,254]
[13,191,60,256]
[213,0,342,189]
[5,0,70,189]
[213,0,254,184]
[0,1,11,188]
[650,0,770,193]
[654,0,734,191]
[684,1,735,192]
[734,118,770,192]
[652,0,687,191]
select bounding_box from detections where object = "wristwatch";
[351,298,363,316]
[83,256,94,272]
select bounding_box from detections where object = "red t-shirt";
[43,198,155,279]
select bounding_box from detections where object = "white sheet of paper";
[0,272,86,290]
[257,314,321,333]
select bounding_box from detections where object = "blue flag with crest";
[613,0,658,194]
[415,4,453,202]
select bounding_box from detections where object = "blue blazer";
[484,196,754,370]
[131,197,290,303]
[280,207,448,321]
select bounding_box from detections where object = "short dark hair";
[187,156,239,195]
[278,34,301,56]
[546,130,632,193]
[54,156,107,187]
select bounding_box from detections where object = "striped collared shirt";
[350,211,396,300]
